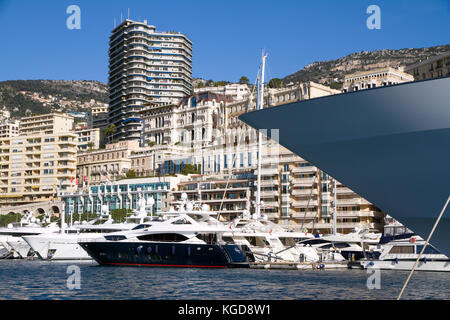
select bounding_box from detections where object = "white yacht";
[299,227,382,262]
[222,211,319,263]
[0,211,59,258]
[360,236,450,272]
[359,218,450,272]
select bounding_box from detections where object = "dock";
[249,261,349,270]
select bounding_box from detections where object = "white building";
[194,83,250,101]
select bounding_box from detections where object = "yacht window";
[222,236,234,244]
[104,235,127,241]
[137,233,189,242]
[197,233,218,244]
[389,246,414,254]
[416,245,441,254]
[334,243,351,249]
[132,224,152,230]
[171,219,191,225]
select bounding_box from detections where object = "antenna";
[120,12,123,22]
[128,8,130,20]
[114,18,116,28]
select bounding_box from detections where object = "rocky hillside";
[283,44,450,89]
[0,80,108,117]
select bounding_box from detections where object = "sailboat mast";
[333,178,337,235]
[256,51,267,219]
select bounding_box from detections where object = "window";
[388,246,415,254]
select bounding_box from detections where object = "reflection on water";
[0,260,448,300]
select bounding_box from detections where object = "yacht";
[23,199,158,261]
[223,212,318,262]
[78,204,250,268]
[359,218,450,271]
[0,211,59,258]
[303,227,382,262]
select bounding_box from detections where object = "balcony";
[291,166,317,174]
[260,179,277,186]
[292,200,319,208]
[291,189,318,196]
[291,177,316,186]
[336,198,362,205]
[259,168,278,176]
[260,190,278,197]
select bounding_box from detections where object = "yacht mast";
[333,179,337,235]
[256,50,268,219]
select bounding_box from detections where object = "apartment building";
[0,120,19,138]
[88,105,109,131]
[0,133,77,207]
[19,113,74,135]
[404,51,450,80]
[75,127,101,151]
[76,140,140,185]
[341,67,414,92]
[108,19,193,141]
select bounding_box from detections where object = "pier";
[249,261,349,270]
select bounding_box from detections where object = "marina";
[0,259,449,300]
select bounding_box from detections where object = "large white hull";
[23,233,103,260]
[6,238,31,258]
[361,260,450,272]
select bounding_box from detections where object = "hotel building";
[108,19,193,141]
[76,140,140,185]
[341,67,414,92]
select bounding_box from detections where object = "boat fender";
[423,257,427,264]
[319,264,325,269]
[147,246,152,254]
[369,261,374,266]
[395,257,399,264]
[137,245,143,253]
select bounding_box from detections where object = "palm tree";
[87,142,94,151]
[104,124,117,144]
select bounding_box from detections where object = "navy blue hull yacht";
[78,208,251,268]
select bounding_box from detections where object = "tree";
[104,124,117,143]
[214,81,229,87]
[126,169,137,179]
[181,164,200,175]
[239,76,249,85]
[268,78,283,89]
[87,142,94,151]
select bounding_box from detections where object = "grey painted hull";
[239,76,450,256]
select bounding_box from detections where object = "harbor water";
[0,260,449,299]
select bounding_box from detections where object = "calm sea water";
[0,260,449,300]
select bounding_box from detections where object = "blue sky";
[0,0,448,83]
